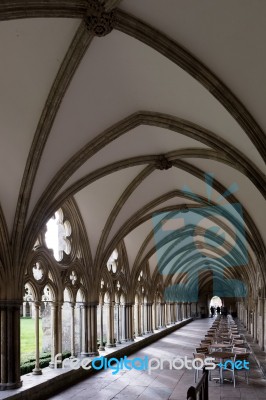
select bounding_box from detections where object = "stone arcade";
[0,0,265,398]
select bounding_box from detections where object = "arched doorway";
[210,296,222,316]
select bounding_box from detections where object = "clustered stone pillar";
[50,302,62,368]
[121,303,127,342]
[157,302,161,328]
[178,303,183,321]
[145,303,153,333]
[152,302,157,330]
[126,304,134,341]
[161,302,166,327]
[120,303,134,341]
[188,303,192,318]
[105,301,115,348]
[116,302,121,344]
[175,303,179,322]
[32,301,42,375]
[70,303,75,358]
[99,302,105,351]
[87,303,99,355]
[134,302,142,336]
[81,303,89,356]
[170,303,175,324]
[0,301,22,390]
[140,302,145,335]
[143,301,148,334]
[181,303,186,319]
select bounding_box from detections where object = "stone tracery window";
[45,208,71,261]
[32,262,44,281]
[138,270,143,281]
[107,248,118,273]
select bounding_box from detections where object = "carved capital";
[155,155,173,170]
[85,0,116,37]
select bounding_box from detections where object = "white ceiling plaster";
[30,28,261,217]
[0,18,80,233]
[107,167,228,246]
[74,165,144,260]
[54,125,210,201]
[124,219,154,270]
[143,197,199,216]
[124,198,199,271]
[121,0,266,134]
[0,2,263,294]
[184,158,266,243]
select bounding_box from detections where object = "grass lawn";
[20,318,43,363]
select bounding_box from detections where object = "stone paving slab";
[48,317,266,400]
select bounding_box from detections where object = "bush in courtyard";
[20,351,71,375]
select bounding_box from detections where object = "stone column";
[70,303,75,357]
[170,303,175,324]
[158,302,162,328]
[134,302,141,336]
[262,298,265,351]
[116,302,121,344]
[141,302,145,334]
[32,301,42,375]
[146,303,153,333]
[254,300,258,343]
[23,302,27,318]
[161,302,166,327]
[99,302,105,351]
[178,303,183,321]
[146,303,150,332]
[175,303,178,322]
[81,303,89,356]
[152,302,157,330]
[126,304,134,341]
[167,303,171,324]
[121,303,127,342]
[57,302,63,362]
[49,302,62,368]
[144,302,148,334]
[188,303,192,318]
[0,301,22,390]
[182,303,186,319]
[87,303,99,355]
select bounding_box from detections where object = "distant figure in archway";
[216,306,221,314]
[210,306,215,318]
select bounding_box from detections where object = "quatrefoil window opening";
[70,271,77,286]
[32,262,44,281]
[45,209,71,262]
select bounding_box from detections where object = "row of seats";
[193,315,249,386]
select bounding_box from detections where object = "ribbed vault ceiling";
[0,0,265,298]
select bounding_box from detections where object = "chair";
[193,353,206,383]
[222,353,250,387]
[232,339,245,345]
[201,339,213,345]
[232,346,247,353]
[196,346,209,355]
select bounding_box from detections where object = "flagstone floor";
[49,318,266,400]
